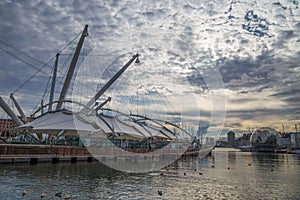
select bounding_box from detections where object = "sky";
[0,0,299,134]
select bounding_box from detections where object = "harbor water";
[1,148,300,199]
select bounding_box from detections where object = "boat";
[286,148,300,154]
[238,145,253,152]
[275,148,289,153]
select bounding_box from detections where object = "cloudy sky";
[0,0,299,133]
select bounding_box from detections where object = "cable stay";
[2,24,194,152]
[0,25,90,122]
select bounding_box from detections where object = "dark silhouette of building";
[227,131,235,147]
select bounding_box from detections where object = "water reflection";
[228,151,236,164]
[0,149,300,199]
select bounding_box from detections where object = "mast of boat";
[9,93,27,123]
[85,53,140,109]
[48,53,59,112]
[0,96,22,126]
[56,24,89,110]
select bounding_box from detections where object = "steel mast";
[9,93,27,123]
[0,96,22,126]
[85,54,140,109]
[56,24,89,110]
[48,53,59,112]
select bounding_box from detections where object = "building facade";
[227,131,235,147]
[0,118,18,136]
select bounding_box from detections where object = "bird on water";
[55,192,62,197]
[41,192,47,198]
[158,190,163,196]
[22,190,28,196]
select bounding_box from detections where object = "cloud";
[0,0,299,132]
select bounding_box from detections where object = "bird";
[158,190,163,196]
[55,192,62,197]
[194,169,197,172]
[271,169,274,172]
[248,163,252,166]
[64,194,71,199]
[22,190,28,196]
[41,192,47,198]
[211,165,215,168]
[199,172,203,175]
[183,172,186,176]
[160,172,164,176]
[228,167,230,170]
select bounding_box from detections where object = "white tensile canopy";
[18,110,100,136]
[19,110,177,140]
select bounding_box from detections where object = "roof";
[18,110,177,140]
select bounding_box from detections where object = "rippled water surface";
[1,148,300,199]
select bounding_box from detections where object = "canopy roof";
[19,110,98,136]
[19,110,178,140]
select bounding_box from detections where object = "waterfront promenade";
[0,143,199,165]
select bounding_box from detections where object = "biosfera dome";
[250,127,281,145]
